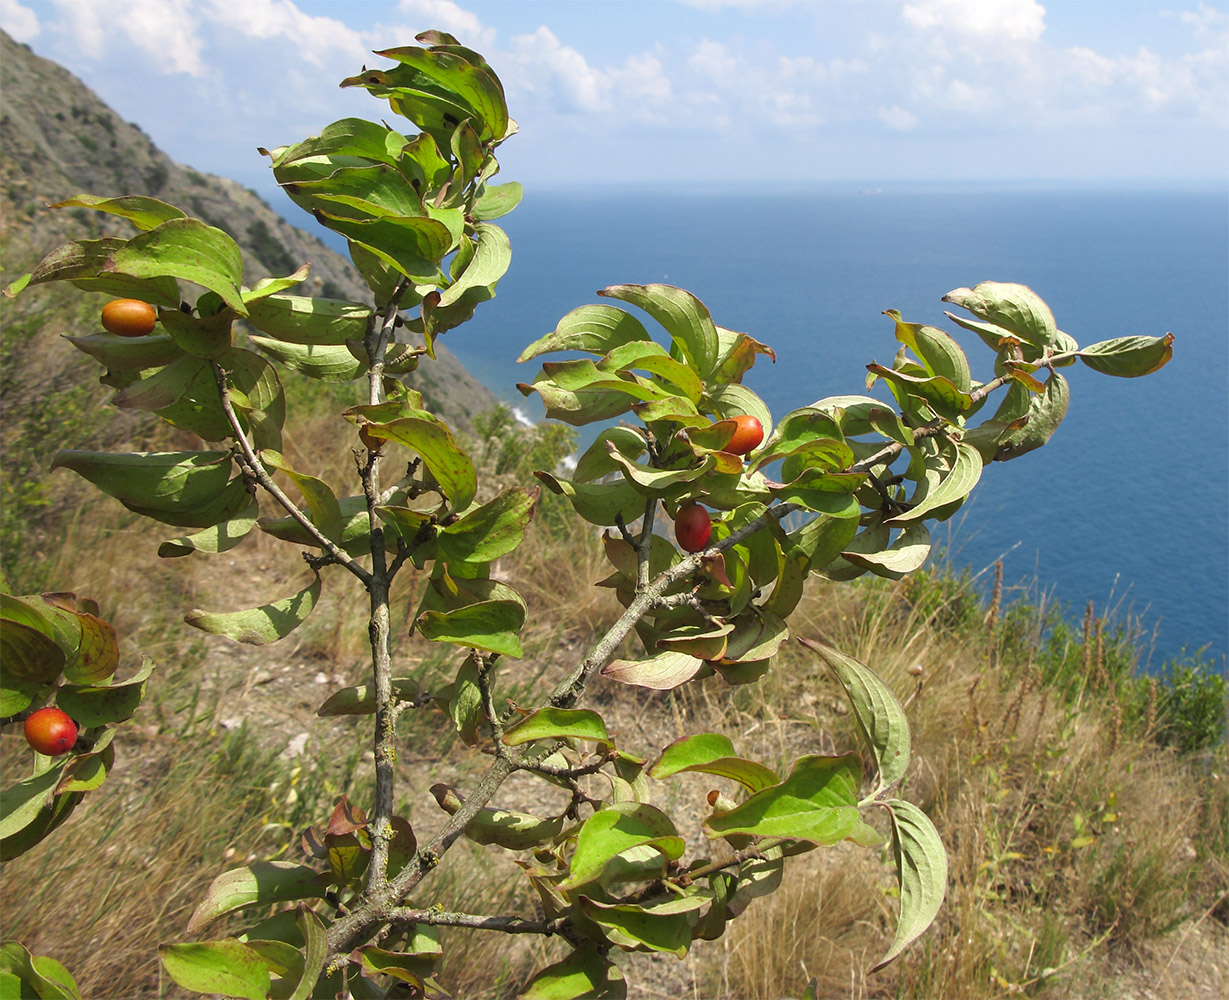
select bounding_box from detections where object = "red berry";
[24,707,78,756]
[100,298,157,337]
[674,503,712,553]
[724,414,764,456]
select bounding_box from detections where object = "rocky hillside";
[0,28,495,428]
[0,29,499,579]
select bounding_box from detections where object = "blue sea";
[291,184,1229,668]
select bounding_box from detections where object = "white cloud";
[124,0,206,75]
[46,0,204,75]
[203,0,367,67]
[902,0,1046,43]
[511,26,607,112]
[0,0,39,42]
[505,26,671,119]
[1179,2,1227,37]
[391,0,496,51]
[688,38,731,81]
[879,105,918,130]
[677,0,795,9]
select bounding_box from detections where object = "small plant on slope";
[1,30,1175,1000]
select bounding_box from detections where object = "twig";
[385,907,570,937]
[520,749,617,779]
[359,276,410,898]
[210,362,372,585]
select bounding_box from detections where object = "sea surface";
[294,184,1228,668]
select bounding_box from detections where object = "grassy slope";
[1,405,1224,999]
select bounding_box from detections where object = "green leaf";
[534,471,646,527]
[155,347,284,451]
[518,304,651,362]
[439,223,510,306]
[650,733,778,792]
[432,784,567,850]
[865,364,973,421]
[888,442,982,526]
[53,738,114,794]
[185,572,321,645]
[159,940,271,1000]
[50,193,187,231]
[158,500,260,558]
[606,449,715,494]
[109,354,204,411]
[260,451,343,543]
[604,342,704,404]
[0,787,84,863]
[315,212,450,283]
[50,450,234,514]
[0,763,66,842]
[416,600,525,657]
[3,273,31,298]
[654,621,734,661]
[247,337,367,381]
[285,907,327,1000]
[26,236,127,287]
[575,425,653,484]
[561,802,685,890]
[869,799,948,972]
[25,594,118,684]
[518,945,622,1000]
[843,522,932,579]
[362,43,510,142]
[280,162,426,220]
[785,509,860,571]
[993,371,1069,461]
[244,294,372,346]
[242,265,311,303]
[57,657,155,727]
[517,375,640,426]
[602,649,705,691]
[0,942,81,1000]
[64,332,183,371]
[798,638,911,791]
[718,611,789,664]
[941,281,1058,350]
[702,753,862,844]
[187,862,328,935]
[711,325,776,385]
[438,487,538,564]
[108,219,247,316]
[1,596,67,685]
[357,413,476,511]
[886,310,972,391]
[1077,333,1174,377]
[502,708,610,747]
[473,181,523,221]
[316,676,419,717]
[579,894,707,957]
[599,284,719,379]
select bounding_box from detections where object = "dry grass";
[2,396,1225,999]
[719,569,1227,1000]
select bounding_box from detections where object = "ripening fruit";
[725,414,764,456]
[674,502,712,553]
[100,298,157,337]
[23,707,78,756]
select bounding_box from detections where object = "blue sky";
[4,0,1227,193]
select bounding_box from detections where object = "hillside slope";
[0,32,495,428]
[0,29,497,581]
